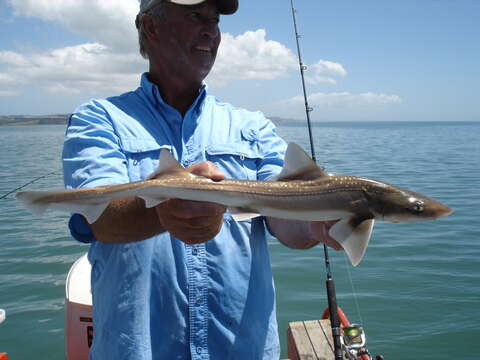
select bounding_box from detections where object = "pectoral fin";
[141,197,166,208]
[329,216,375,267]
[70,203,110,224]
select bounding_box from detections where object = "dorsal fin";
[273,143,328,181]
[147,149,190,179]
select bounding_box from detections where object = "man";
[63,0,341,359]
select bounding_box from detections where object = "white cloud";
[0,72,19,97]
[4,0,143,96]
[8,0,139,53]
[0,43,146,96]
[0,90,19,97]
[262,91,402,119]
[306,60,347,85]
[308,92,402,107]
[0,73,17,85]
[0,51,30,67]
[208,29,297,86]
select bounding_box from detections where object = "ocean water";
[0,121,478,359]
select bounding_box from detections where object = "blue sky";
[0,0,478,121]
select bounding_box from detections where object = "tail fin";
[16,190,50,216]
[16,190,109,224]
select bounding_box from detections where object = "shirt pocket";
[121,139,172,181]
[205,129,262,180]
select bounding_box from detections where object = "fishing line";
[0,170,60,200]
[343,252,365,327]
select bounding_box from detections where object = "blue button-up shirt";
[63,73,287,360]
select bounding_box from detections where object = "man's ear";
[142,14,158,41]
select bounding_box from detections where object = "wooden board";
[287,319,335,360]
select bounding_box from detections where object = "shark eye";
[408,197,425,213]
[413,200,424,213]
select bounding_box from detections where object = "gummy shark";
[17,143,452,266]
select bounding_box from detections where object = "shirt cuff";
[69,213,97,243]
[262,216,276,238]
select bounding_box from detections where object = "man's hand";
[154,161,226,245]
[308,220,343,250]
[266,218,343,251]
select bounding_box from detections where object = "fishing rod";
[288,0,343,358]
[0,170,59,200]
[288,3,384,360]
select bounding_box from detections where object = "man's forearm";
[89,157,227,245]
[90,197,165,243]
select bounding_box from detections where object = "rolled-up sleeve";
[63,100,129,243]
[256,115,287,181]
[252,115,287,237]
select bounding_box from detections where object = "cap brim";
[216,0,238,14]
[168,0,238,14]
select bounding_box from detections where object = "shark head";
[367,187,453,223]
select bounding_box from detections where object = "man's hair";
[137,3,167,59]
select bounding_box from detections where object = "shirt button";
[192,248,198,256]
[195,297,201,306]
[196,347,202,354]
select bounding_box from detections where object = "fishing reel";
[341,324,385,360]
[341,324,369,359]
[342,324,366,349]
[322,307,385,360]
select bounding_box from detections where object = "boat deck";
[286,319,334,360]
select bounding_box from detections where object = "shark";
[16,142,452,266]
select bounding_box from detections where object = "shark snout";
[418,197,454,221]
[434,202,454,219]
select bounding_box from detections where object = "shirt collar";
[139,72,208,114]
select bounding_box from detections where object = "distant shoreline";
[0,115,69,126]
[1,115,477,126]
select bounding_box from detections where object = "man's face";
[150,0,221,84]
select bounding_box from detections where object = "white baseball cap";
[139,0,238,15]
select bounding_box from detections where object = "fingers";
[322,236,344,251]
[187,161,225,181]
[310,220,343,251]
[162,198,226,218]
[154,160,226,244]
[155,199,226,245]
